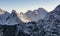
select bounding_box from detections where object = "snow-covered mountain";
[0,9,10,24]
[0,10,22,25]
[36,4,60,36]
[4,10,23,25]
[16,4,60,36]
[21,8,47,22]
[24,8,47,22]
[0,5,60,36]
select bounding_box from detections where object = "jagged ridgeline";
[0,5,60,36]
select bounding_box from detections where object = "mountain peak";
[26,10,32,13]
[12,10,16,13]
[10,10,17,17]
[38,8,47,13]
[55,4,60,10]
[56,4,60,8]
[38,8,44,10]
[53,4,60,15]
[11,10,17,14]
[25,10,33,15]
[38,8,43,10]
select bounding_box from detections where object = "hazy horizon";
[0,0,60,13]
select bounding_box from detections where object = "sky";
[0,0,60,13]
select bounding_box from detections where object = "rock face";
[0,25,17,36]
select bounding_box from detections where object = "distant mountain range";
[19,8,47,22]
[0,7,48,23]
[0,4,60,36]
[0,4,60,23]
